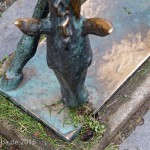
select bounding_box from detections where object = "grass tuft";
[105,143,119,150]
[0,96,106,149]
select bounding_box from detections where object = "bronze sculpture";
[0,0,113,107]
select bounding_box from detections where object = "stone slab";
[0,0,150,141]
[93,73,150,150]
[108,75,150,134]
[0,0,37,60]
[81,0,150,113]
[119,111,150,150]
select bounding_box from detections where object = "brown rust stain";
[70,0,81,19]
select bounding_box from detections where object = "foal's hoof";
[0,72,23,91]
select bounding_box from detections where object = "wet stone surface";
[119,111,150,150]
[0,0,16,13]
[0,0,37,60]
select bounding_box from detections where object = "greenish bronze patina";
[0,0,112,107]
[0,0,150,142]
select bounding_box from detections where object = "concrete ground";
[119,110,150,150]
[93,68,150,150]
[0,0,37,60]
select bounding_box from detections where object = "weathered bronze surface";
[0,0,150,141]
[0,0,112,107]
[81,0,150,112]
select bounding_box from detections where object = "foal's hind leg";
[54,69,89,107]
[0,0,49,90]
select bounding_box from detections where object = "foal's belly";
[46,33,92,75]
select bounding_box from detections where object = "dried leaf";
[81,129,94,141]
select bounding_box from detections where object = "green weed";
[0,96,105,150]
[105,143,119,150]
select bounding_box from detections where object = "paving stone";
[93,74,150,150]
[119,111,150,150]
[108,75,150,134]
[0,0,37,60]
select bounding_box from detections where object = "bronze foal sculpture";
[0,0,113,107]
